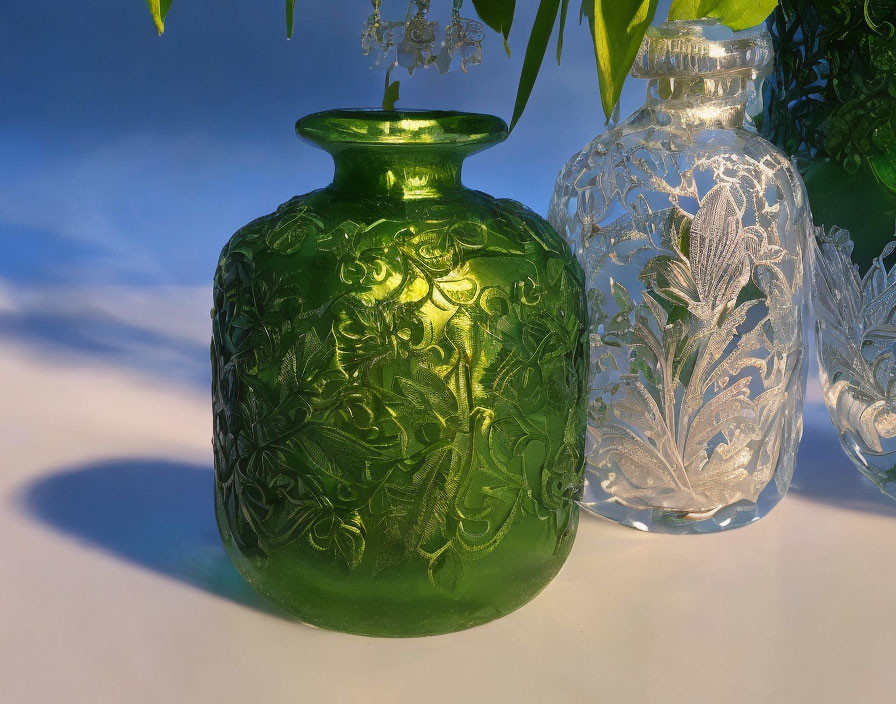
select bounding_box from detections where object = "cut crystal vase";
[211,110,587,635]
[813,227,896,500]
[549,21,812,533]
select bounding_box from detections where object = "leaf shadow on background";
[788,417,896,518]
[0,308,209,387]
[18,458,288,618]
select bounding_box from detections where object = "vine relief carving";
[212,195,586,592]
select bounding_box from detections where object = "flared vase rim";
[296,109,509,151]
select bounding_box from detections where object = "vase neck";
[644,76,751,129]
[295,109,508,201]
[633,20,773,129]
[331,146,465,199]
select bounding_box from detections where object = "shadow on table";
[19,458,285,618]
[789,422,896,518]
[0,307,209,387]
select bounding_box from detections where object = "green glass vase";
[211,110,588,636]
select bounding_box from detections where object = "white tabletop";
[3,283,894,703]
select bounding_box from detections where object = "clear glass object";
[212,109,587,635]
[813,226,896,500]
[548,20,813,533]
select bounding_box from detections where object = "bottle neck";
[645,74,753,129]
[330,146,465,200]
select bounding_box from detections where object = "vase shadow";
[789,419,896,518]
[19,458,285,617]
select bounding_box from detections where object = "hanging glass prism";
[361,0,483,77]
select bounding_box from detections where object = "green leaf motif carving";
[212,194,586,592]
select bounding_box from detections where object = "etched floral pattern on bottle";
[548,20,812,532]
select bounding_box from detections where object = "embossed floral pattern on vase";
[549,21,812,533]
[813,226,896,499]
[212,110,587,635]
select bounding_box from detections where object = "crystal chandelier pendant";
[397,2,438,73]
[549,20,813,533]
[361,0,483,79]
[360,1,396,70]
[437,4,483,74]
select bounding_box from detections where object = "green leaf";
[556,0,571,63]
[472,0,516,55]
[668,0,779,31]
[510,0,562,131]
[587,0,659,122]
[667,0,719,21]
[708,0,779,31]
[870,152,896,197]
[286,0,296,39]
[146,0,173,35]
[382,77,401,111]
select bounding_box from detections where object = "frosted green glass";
[211,110,587,636]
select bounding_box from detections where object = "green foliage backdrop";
[764,0,896,188]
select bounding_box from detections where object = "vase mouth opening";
[296,109,509,150]
[632,20,773,80]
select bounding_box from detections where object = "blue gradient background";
[0,1,669,287]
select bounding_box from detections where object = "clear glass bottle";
[549,20,812,533]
